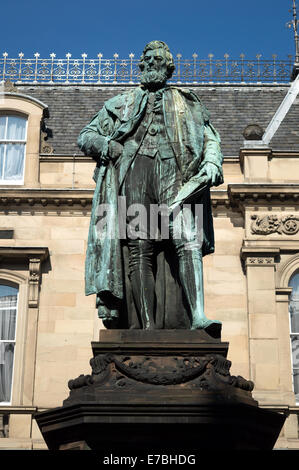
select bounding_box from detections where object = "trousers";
[121,152,205,329]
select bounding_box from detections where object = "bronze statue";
[78,41,224,335]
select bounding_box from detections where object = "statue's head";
[139,41,175,89]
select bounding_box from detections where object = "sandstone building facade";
[0,55,299,448]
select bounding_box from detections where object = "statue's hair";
[139,40,175,79]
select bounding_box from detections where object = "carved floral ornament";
[251,214,299,235]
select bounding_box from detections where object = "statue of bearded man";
[78,40,224,336]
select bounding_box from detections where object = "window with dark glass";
[0,284,18,404]
[0,115,27,183]
[289,270,299,403]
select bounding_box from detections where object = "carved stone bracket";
[228,184,299,214]
[251,214,299,235]
[0,247,49,308]
[29,257,42,308]
[28,250,49,307]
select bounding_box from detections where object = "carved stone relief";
[251,214,299,235]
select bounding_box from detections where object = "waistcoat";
[137,91,175,160]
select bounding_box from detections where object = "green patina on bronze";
[78,41,224,335]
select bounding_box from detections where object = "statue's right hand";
[89,135,108,163]
[109,140,123,161]
[96,138,123,165]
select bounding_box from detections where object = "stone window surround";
[279,254,299,403]
[0,280,19,405]
[0,92,48,188]
[241,245,299,439]
[0,247,49,407]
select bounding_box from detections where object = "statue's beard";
[140,69,168,89]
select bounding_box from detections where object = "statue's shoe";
[103,318,119,329]
[191,319,222,338]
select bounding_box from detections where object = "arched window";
[288,270,299,403]
[0,283,18,404]
[0,114,27,184]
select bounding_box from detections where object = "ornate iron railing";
[0,53,294,84]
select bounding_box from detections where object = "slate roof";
[17,84,299,156]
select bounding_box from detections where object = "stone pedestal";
[35,330,286,451]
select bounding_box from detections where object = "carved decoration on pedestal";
[66,352,254,397]
[251,214,299,235]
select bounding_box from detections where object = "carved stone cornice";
[210,189,231,210]
[1,185,297,215]
[242,239,299,252]
[39,154,92,162]
[0,189,93,213]
[228,184,299,212]
[239,148,299,159]
[0,247,48,259]
[271,150,299,158]
[239,148,272,172]
[0,188,232,214]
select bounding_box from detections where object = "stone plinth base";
[35,330,286,451]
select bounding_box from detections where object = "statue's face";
[140,48,169,89]
[142,48,168,75]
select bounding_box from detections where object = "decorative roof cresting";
[0,53,294,84]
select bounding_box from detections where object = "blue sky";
[0,0,296,60]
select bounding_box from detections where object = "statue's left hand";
[197,162,223,187]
